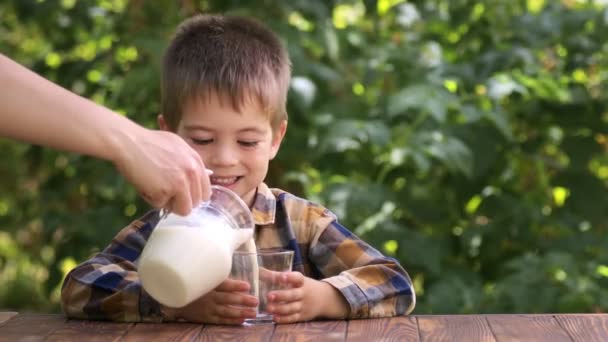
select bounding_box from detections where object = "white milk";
[239,237,258,253]
[236,238,259,300]
[139,218,254,308]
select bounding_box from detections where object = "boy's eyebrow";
[182,125,212,132]
[237,127,267,134]
[183,125,267,134]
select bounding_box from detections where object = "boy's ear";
[157,114,170,131]
[270,120,287,160]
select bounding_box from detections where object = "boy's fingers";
[268,287,303,303]
[282,271,305,287]
[217,278,250,292]
[213,291,258,307]
[267,301,303,316]
[273,313,302,324]
[214,304,257,319]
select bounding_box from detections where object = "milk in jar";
[138,185,255,308]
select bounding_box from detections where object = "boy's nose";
[209,145,238,166]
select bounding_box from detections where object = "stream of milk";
[236,237,260,304]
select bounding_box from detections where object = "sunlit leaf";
[388,84,455,123]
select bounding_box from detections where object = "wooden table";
[0,312,606,341]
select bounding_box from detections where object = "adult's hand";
[113,127,212,216]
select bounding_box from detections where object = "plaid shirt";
[61,183,416,322]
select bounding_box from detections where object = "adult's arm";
[0,54,210,214]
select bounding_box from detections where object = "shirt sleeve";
[309,219,416,319]
[60,210,165,322]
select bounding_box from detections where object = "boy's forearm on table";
[62,276,150,322]
[318,263,415,319]
[316,281,350,319]
[60,248,162,322]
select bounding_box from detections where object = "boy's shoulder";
[265,186,337,222]
[266,186,323,208]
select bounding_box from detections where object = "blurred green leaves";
[1,0,608,315]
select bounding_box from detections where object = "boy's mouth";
[210,176,242,187]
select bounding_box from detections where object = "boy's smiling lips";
[209,175,242,187]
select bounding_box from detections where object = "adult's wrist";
[102,113,141,166]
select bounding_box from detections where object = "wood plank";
[123,322,203,341]
[347,316,419,341]
[45,319,133,341]
[487,314,573,342]
[417,315,496,342]
[0,313,66,341]
[555,314,608,342]
[0,312,17,325]
[199,323,275,342]
[272,320,347,342]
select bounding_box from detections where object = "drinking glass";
[230,249,294,325]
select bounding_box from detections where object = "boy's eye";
[238,141,259,147]
[191,138,213,145]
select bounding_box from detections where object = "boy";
[61,14,415,324]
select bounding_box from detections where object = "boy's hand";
[265,272,350,324]
[164,278,258,325]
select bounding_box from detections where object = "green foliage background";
[1,0,608,314]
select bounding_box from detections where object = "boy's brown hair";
[160,14,291,132]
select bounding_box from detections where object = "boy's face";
[158,93,286,207]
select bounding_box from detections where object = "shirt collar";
[250,182,276,225]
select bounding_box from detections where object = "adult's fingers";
[166,183,193,216]
[189,151,212,204]
[188,164,202,210]
[165,146,208,216]
[200,166,212,201]
[160,166,213,216]
[139,189,170,209]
